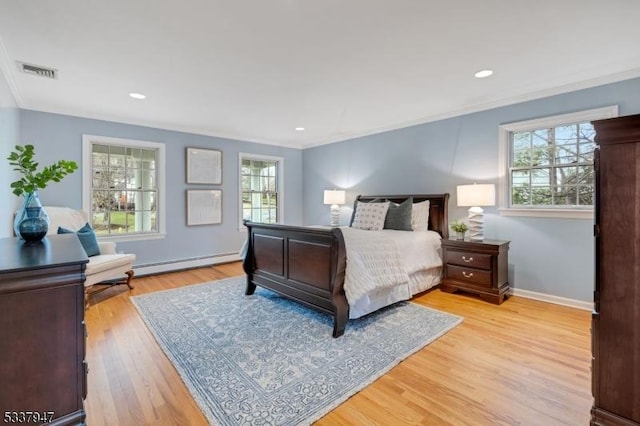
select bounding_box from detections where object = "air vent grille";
[17,62,58,79]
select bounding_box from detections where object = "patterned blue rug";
[131,276,462,425]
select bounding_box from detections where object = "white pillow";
[352,201,390,231]
[411,200,430,231]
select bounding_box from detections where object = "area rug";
[131,276,462,425]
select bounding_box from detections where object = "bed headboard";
[352,193,450,239]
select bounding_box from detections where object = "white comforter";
[340,227,442,305]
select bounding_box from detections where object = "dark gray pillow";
[383,197,413,231]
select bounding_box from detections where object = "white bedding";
[340,227,443,318]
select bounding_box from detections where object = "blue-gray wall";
[0,69,20,238]
[19,110,303,267]
[7,75,640,302]
[302,77,640,302]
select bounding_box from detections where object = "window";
[239,153,283,226]
[498,106,618,219]
[82,135,166,241]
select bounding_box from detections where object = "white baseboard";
[133,253,242,277]
[512,288,593,311]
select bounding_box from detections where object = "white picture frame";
[187,189,222,225]
[186,147,222,184]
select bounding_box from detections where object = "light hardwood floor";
[85,263,592,425]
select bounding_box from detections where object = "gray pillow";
[384,197,413,231]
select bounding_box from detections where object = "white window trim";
[238,152,284,231]
[498,106,618,219]
[82,134,166,242]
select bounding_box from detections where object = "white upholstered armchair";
[45,206,136,303]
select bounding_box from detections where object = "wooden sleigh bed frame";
[242,193,450,337]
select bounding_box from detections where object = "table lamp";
[323,189,346,227]
[456,183,496,241]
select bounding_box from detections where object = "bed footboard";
[242,222,348,337]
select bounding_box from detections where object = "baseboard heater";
[132,252,241,277]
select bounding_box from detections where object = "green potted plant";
[8,144,78,242]
[450,220,469,240]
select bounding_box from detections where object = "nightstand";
[440,238,511,304]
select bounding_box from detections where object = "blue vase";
[14,192,50,243]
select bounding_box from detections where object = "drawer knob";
[462,271,474,278]
[462,256,473,262]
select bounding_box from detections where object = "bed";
[242,193,450,337]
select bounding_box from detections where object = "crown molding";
[301,68,640,149]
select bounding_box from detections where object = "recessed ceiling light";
[474,70,493,78]
[129,92,146,99]
[295,127,305,131]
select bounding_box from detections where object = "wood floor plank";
[84,262,592,425]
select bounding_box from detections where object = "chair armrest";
[98,241,117,254]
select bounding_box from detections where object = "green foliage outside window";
[510,122,595,207]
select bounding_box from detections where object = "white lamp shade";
[457,184,496,207]
[323,189,346,205]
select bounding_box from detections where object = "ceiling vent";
[17,61,58,79]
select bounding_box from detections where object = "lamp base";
[329,205,340,227]
[467,206,484,241]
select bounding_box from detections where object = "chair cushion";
[86,253,135,276]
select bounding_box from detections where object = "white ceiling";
[1,1,639,149]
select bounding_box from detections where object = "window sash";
[239,155,282,226]
[508,125,594,208]
[83,135,166,240]
[241,159,278,223]
[90,143,159,235]
[498,106,617,218]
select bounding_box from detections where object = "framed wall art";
[187,189,222,225]
[186,147,222,184]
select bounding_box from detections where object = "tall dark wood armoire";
[591,113,640,426]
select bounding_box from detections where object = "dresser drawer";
[445,250,492,270]
[446,265,492,287]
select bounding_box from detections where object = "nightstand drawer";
[446,265,492,287]
[445,250,492,270]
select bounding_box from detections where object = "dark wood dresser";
[0,234,89,425]
[440,238,510,304]
[591,113,640,426]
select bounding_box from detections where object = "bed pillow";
[411,200,430,231]
[351,201,390,231]
[384,197,413,231]
[349,197,382,226]
[58,222,101,257]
